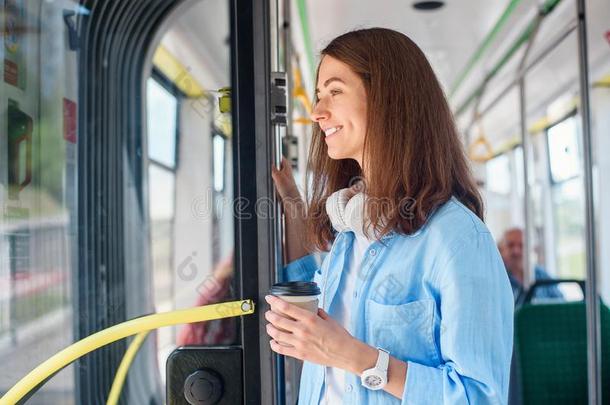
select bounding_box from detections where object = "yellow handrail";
[106,331,150,405]
[0,299,255,405]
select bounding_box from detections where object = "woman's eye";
[330,89,342,96]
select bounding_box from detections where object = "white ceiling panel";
[169,0,610,147]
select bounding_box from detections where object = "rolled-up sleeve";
[402,231,514,405]
[283,253,320,282]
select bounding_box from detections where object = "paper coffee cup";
[269,282,320,347]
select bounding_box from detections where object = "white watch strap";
[375,348,389,372]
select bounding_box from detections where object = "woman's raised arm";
[271,158,310,263]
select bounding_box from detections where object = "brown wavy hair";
[305,28,484,251]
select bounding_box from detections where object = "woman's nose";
[310,101,329,122]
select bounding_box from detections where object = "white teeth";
[324,126,341,136]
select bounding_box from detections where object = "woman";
[266,28,513,404]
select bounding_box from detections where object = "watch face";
[364,374,383,388]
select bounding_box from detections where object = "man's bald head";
[499,228,524,279]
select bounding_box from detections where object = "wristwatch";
[360,348,389,390]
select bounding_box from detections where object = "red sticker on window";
[4,59,18,86]
[63,98,77,144]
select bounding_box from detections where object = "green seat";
[514,300,610,404]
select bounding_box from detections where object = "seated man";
[498,227,563,303]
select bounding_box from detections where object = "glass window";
[552,177,586,278]
[1,0,234,403]
[148,164,175,304]
[547,116,581,183]
[213,133,225,193]
[514,146,524,197]
[486,153,511,195]
[147,78,178,168]
[147,75,178,310]
[148,164,176,222]
[546,116,586,279]
[484,152,514,239]
[1,0,79,401]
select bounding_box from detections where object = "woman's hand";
[271,157,302,203]
[271,158,310,263]
[264,295,370,373]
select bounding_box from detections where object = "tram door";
[0,0,282,404]
[149,0,286,404]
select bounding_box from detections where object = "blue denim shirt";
[284,197,514,405]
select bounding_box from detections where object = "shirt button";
[369,249,377,256]
[346,384,353,392]
[353,291,358,298]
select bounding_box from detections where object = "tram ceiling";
[295,0,609,148]
[162,0,528,115]
[171,0,610,151]
[454,0,610,151]
[297,0,534,102]
[164,0,230,90]
[167,0,609,152]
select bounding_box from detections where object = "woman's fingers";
[271,159,302,202]
[265,324,297,346]
[280,156,289,170]
[264,309,299,332]
[279,156,292,173]
[269,339,301,358]
[271,157,290,177]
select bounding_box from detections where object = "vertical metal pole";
[271,0,286,404]
[284,0,293,133]
[273,131,286,405]
[516,14,543,292]
[576,0,601,403]
[518,78,533,289]
[281,2,301,403]
[232,0,276,402]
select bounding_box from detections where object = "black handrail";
[518,278,586,306]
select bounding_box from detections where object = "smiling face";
[304,29,485,251]
[311,55,368,166]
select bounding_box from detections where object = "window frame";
[148,68,183,172]
[544,111,587,279]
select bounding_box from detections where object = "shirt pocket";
[364,298,440,366]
